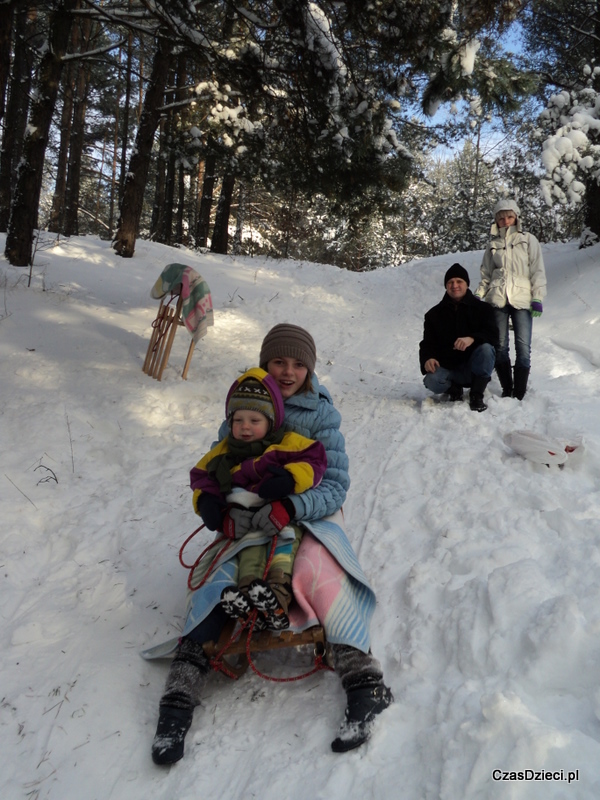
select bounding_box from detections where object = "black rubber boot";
[447,383,464,402]
[513,366,530,400]
[469,375,490,412]
[331,683,394,752]
[151,638,209,766]
[495,361,513,397]
[152,706,194,765]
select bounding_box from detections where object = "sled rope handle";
[179,523,234,592]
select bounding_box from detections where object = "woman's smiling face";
[266,357,309,398]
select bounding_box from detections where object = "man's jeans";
[493,305,532,370]
[423,343,496,394]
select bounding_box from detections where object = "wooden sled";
[143,293,195,381]
[203,619,331,678]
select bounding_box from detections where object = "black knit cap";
[444,263,470,287]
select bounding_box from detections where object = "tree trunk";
[63,62,90,236]
[63,16,93,237]
[584,177,600,240]
[0,6,36,232]
[47,61,75,233]
[174,52,188,246]
[163,147,176,244]
[211,173,235,254]
[118,34,133,204]
[94,130,109,235]
[113,35,171,258]
[108,92,119,237]
[176,162,185,244]
[196,151,216,247]
[162,103,176,245]
[188,163,198,246]
[48,15,81,234]
[150,118,167,240]
[0,1,16,125]
[5,0,77,266]
[232,182,244,255]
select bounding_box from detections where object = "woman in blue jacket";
[150,324,392,764]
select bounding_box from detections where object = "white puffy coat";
[475,220,547,310]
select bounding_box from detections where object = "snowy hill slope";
[2,233,600,799]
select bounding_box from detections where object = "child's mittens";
[222,506,255,539]
[251,498,295,537]
[258,466,296,500]
[196,493,225,531]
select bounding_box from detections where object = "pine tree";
[522,0,600,238]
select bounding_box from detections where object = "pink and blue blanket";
[151,263,214,343]
[141,510,376,659]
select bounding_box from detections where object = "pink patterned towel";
[151,263,214,343]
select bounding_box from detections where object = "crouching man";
[419,263,497,412]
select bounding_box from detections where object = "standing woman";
[475,199,547,400]
[149,324,392,765]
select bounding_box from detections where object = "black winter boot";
[330,644,392,752]
[513,366,530,400]
[151,638,209,766]
[469,375,490,412]
[152,706,194,765]
[331,684,394,752]
[447,383,464,402]
[495,361,513,398]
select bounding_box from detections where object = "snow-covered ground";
[2,231,600,799]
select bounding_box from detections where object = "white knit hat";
[493,198,520,217]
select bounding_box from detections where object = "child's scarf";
[206,429,285,494]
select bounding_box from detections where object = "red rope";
[178,523,233,593]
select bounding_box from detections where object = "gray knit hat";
[259,323,317,374]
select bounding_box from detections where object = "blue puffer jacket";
[216,373,349,522]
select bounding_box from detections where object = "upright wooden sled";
[143,293,195,381]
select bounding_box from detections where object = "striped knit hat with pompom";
[227,377,276,428]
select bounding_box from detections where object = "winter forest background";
[2,1,600,271]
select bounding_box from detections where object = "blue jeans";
[493,305,532,370]
[423,343,496,394]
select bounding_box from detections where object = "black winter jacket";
[419,289,498,374]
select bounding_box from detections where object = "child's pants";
[238,525,302,588]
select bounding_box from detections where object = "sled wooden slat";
[143,293,195,381]
[203,621,327,676]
